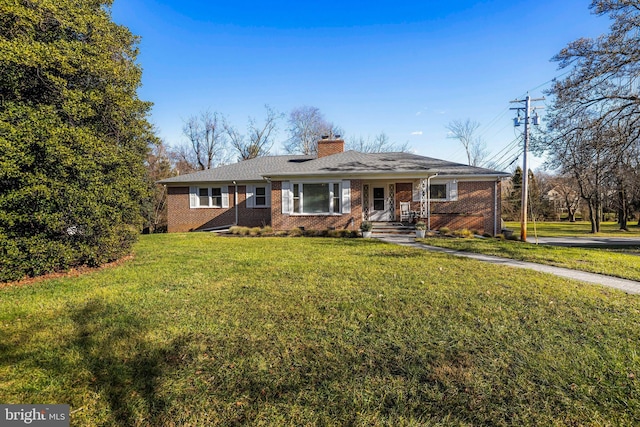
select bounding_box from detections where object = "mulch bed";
[0,255,134,290]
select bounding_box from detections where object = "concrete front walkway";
[375,234,640,295]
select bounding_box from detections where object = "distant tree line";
[501,164,639,226]
[502,167,582,222]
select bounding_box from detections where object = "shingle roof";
[266,151,508,177]
[158,154,313,184]
[159,151,508,184]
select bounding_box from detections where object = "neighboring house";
[159,139,510,234]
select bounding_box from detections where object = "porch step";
[371,222,416,236]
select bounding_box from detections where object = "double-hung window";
[413,180,458,202]
[332,183,340,213]
[198,188,209,206]
[198,187,222,207]
[429,184,447,200]
[255,187,267,207]
[293,184,300,212]
[246,184,271,208]
[190,186,228,208]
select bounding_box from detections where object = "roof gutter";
[264,172,510,181]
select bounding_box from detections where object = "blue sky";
[111,0,609,170]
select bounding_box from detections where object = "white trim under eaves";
[164,181,237,186]
[265,174,509,182]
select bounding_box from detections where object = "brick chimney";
[317,138,345,158]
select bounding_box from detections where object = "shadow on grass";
[70,299,181,426]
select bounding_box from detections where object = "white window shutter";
[246,185,254,208]
[221,186,230,208]
[449,181,458,201]
[189,186,197,208]
[266,183,272,207]
[281,181,291,214]
[342,180,351,213]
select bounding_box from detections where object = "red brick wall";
[166,186,271,232]
[317,139,345,158]
[167,179,502,235]
[395,183,413,219]
[271,180,363,231]
[404,180,500,235]
[429,214,485,232]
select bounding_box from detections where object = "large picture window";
[291,182,342,214]
[303,183,330,213]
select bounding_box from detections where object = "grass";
[1,234,639,425]
[419,236,640,282]
[504,220,640,237]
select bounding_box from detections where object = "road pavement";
[525,236,640,247]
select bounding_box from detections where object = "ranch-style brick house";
[160,139,509,234]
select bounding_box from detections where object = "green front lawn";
[1,234,639,426]
[419,237,640,282]
[504,220,640,237]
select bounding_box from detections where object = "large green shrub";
[0,1,153,282]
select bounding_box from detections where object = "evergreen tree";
[0,0,155,281]
[509,166,523,216]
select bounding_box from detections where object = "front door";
[370,186,387,221]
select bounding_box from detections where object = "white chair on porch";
[400,202,411,222]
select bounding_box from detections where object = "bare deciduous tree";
[551,1,640,128]
[445,119,487,166]
[225,105,282,161]
[346,132,410,153]
[180,111,228,170]
[285,106,342,155]
[144,139,174,233]
[540,0,640,232]
[548,174,582,222]
[541,108,616,233]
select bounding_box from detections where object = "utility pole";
[510,93,544,242]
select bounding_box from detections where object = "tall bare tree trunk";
[618,186,628,230]
[588,199,598,233]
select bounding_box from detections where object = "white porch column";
[420,178,427,219]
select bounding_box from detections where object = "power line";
[477,107,510,139]
[517,70,571,99]
[483,135,521,167]
[475,72,567,142]
[493,147,522,171]
[488,136,520,160]
[445,72,566,167]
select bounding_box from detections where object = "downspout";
[427,173,438,231]
[494,180,498,236]
[233,181,238,226]
[264,176,272,226]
